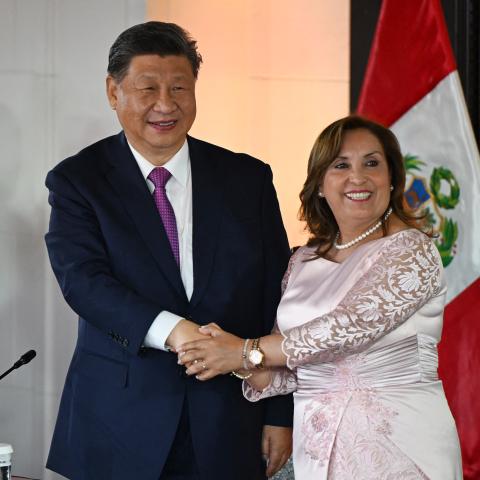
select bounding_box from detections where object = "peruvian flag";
[357,0,480,478]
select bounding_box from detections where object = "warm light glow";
[147,0,350,247]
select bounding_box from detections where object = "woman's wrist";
[244,369,273,391]
[246,337,266,369]
[232,338,253,379]
[241,338,251,370]
[256,333,287,368]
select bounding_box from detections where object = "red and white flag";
[357,1,480,477]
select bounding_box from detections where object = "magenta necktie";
[148,167,180,265]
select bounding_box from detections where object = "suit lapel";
[103,133,187,300]
[188,137,225,307]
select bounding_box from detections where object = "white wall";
[0,1,144,478]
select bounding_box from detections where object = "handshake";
[167,319,259,381]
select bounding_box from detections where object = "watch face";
[249,349,264,365]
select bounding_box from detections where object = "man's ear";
[106,75,118,110]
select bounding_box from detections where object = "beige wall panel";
[147,0,350,246]
[248,1,349,80]
[250,79,350,245]
[193,75,252,151]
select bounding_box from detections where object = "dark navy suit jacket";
[45,133,292,480]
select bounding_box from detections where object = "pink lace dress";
[244,229,462,479]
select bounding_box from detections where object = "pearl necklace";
[334,207,393,250]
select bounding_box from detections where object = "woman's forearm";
[259,333,287,368]
[244,369,273,391]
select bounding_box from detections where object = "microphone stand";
[0,365,17,381]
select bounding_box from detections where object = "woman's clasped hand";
[177,323,245,380]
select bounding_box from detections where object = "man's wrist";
[145,311,183,351]
[165,318,193,351]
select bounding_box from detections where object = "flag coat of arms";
[357,1,480,478]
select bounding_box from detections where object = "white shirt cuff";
[143,311,183,351]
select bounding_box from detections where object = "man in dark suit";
[45,21,292,480]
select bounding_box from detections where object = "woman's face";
[321,128,391,233]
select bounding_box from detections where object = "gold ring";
[202,362,207,370]
[193,359,199,364]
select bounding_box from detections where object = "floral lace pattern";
[300,352,428,478]
[326,390,429,479]
[243,365,297,401]
[301,391,350,463]
[282,230,442,369]
[301,353,395,463]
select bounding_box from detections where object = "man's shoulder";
[52,132,124,175]
[188,136,268,172]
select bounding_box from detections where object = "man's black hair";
[108,21,202,81]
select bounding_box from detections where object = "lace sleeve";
[243,367,297,402]
[282,230,443,369]
[242,248,303,402]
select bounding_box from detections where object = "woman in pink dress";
[178,116,462,479]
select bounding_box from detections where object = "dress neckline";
[313,228,418,265]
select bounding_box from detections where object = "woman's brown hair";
[299,115,427,257]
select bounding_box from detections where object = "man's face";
[107,54,196,165]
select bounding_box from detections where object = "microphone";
[0,350,37,381]
[13,349,36,368]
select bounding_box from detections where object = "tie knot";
[148,167,172,189]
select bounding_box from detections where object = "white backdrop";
[0,1,144,478]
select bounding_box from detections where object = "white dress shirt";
[127,140,193,351]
